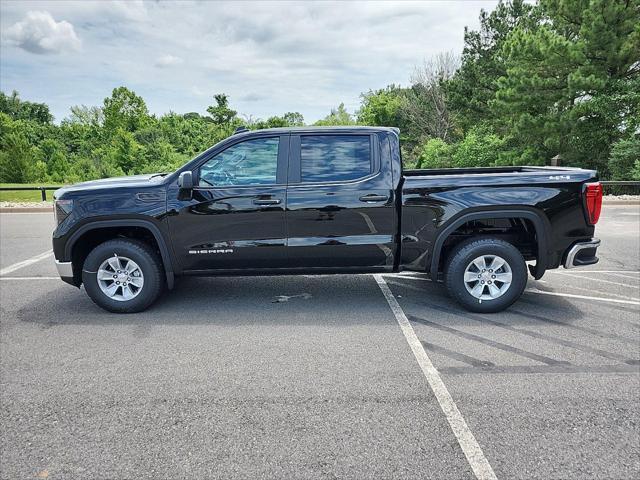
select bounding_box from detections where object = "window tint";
[300,135,371,183]
[199,137,279,187]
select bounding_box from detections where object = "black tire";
[82,239,164,313]
[444,237,527,313]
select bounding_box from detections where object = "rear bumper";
[564,238,600,269]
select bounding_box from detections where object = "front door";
[285,133,396,270]
[168,134,289,272]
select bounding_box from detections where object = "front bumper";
[564,238,600,269]
[55,259,76,286]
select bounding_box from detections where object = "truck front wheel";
[82,239,164,313]
[444,237,527,313]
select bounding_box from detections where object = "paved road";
[0,205,638,479]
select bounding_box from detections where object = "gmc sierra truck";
[52,126,602,313]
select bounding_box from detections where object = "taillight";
[584,182,602,225]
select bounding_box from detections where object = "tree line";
[1,0,638,184]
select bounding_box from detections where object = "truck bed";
[403,165,591,177]
[402,165,597,187]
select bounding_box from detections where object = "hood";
[54,174,162,197]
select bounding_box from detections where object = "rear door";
[285,132,396,270]
[168,134,289,272]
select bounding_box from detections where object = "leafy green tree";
[494,0,640,172]
[358,85,407,127]
[0,90,54,124]
[0,131,36,182]
[252,112,305,129]
[86,128,143,177]
[610,136,640,180]
[451,128,508,168]
[416,138,455,169]
[282,112,305,127]
[314,103,357,126]
[445,0,540,131]
[103,87,150,133]
[207,94,238,126]
[67,105,104,126]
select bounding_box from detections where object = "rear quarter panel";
[400,170,598,272]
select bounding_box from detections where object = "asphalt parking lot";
[1,205,638,479]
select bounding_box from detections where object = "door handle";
[253,198,281,206]
[359,194,389,203]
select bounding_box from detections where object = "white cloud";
[4,10,81,55]
[155,54,183,68]
[0,1,500,122]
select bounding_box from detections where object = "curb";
[602,199,640,205]
[0,207,53,213]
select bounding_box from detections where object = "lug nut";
[116,281,120,285]
[482,269,486,272]
[488,280,492,284]
[489,269,493,273]
[481,280,485,284]
[113,275,117,279]
[492,275,496,279]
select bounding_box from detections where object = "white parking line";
[0,250,53,276]
[526,288,640,306]
[0,276,59,280]
[531,281,640,302]
[374,274,497,480]
[553,271,639,288]
[598,272,640,280]
[382,273,430,281]
[548,270,639,274]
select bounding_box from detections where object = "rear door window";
[300,135,371,183]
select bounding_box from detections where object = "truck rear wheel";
[444,237,527,313]
[82,239,163,313]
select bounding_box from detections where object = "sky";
[0,0,500,124]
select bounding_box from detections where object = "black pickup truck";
[52,126,602,313]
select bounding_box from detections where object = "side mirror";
[178,171,193,190]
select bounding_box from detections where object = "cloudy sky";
[0,0,499,123]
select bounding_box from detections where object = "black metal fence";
[0,181,638,202]
[600,181,640,196]
[0,186,63,201]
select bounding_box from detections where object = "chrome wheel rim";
[97,255,144,302]
[464,255,512,301]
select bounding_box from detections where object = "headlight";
[54,199,73,224]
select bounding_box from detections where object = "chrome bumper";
[55,260,73,278]
[564,239,600,269]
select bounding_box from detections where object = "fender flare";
[65,219,175,289]
[429,209,549,280]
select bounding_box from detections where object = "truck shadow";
[15,275,403,328]
[15,274,638,335]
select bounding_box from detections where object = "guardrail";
[0,186,63,201]
[0,181,638,202]
[600,180,640,195]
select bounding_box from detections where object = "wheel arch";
[66,219,175,289]
[429,209,549,281]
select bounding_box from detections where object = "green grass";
[0,183,63,202]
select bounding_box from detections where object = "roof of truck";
[233,125,399,136]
